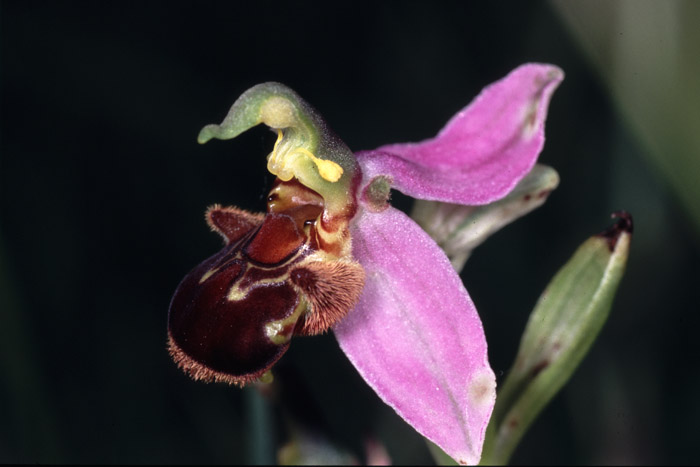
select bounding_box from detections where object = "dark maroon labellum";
[168,181,364,386]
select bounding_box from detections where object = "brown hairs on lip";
[290,259,365,336]
[205,204,264,244]
[167,332,282,387]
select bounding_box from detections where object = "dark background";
[2,1,698,464]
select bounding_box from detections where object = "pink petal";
[357,63,563,205]
[335,207,496,465]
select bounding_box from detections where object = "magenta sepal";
[335,207,496,465]
[357,64,564,205]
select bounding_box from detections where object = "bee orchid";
[168,63,563,464]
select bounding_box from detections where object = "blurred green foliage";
[554,0,700,244]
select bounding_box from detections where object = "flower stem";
[245,385,275,464]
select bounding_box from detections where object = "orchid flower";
[167,63,563,464]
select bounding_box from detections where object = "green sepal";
[479,212,632,465]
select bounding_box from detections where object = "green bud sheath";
[480,212,632,465]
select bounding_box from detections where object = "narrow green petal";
[411,164,559,272]
[480,212,632,465]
